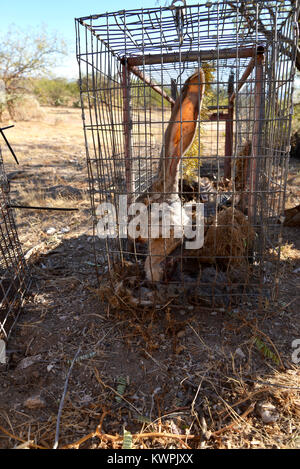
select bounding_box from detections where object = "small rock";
[59,227,70,234]
[256,401,279,424]
[80,395,93,405]
[0,340,6,365]
[17,354,42,370]
[24,395,46,410]
[250,439,262,446]
[46,227,56,235]
[235,347,246,359]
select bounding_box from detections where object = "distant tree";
[0,25,66,120]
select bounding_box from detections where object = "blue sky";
[2,1,299,84]
[1,0,172,79]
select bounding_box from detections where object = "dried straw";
[198,207,255,267]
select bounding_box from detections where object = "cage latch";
[170,0,186,46]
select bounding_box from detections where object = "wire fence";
[0,145,30,350]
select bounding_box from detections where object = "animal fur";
[135,70,205,282]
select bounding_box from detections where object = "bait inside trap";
[76,2,299,308]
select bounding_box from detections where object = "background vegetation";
[31,77,79,107]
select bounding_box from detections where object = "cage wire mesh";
[0,146,30,350]
[76,1,299,309]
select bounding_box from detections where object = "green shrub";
[32,77,80,106]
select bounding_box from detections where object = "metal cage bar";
[0,146,31,351]
[76,1,299,308]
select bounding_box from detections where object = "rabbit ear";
[163,69,205,178]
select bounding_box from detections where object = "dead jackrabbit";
[135,69,205,282]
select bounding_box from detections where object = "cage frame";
[75,1,299,308]
[0,143,31,361]
[120,43,266,220]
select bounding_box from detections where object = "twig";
[9,204,79,212]
[143,349,168,372]
[62,411,108,449]
[62,402,254,449]
[53,346,82,449]
[0,127,19,164]
[93,367,142,415]
[217,387,270,418]
[63,429,200,449]
[0,424,45,449]
[130,431,198,443]
[240,377,300,392]
[211,403,255,437]
[62,430,98,450]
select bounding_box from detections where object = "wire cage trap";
[76,1,299,309]
[0,145,30,357]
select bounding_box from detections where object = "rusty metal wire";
[0,146,30,347]
[76,1,299,308]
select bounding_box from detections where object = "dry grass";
[0,107,299,450]
[199,207,256,267]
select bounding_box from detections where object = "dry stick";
[143,349,168,372]
[217,387,270,418]
[64,429,200,449]
[0,424,46,450]
[47,403,257,450]
[62,412,189,450]
[240,377,300,392]
[53,346,82,449]
[61,405,255,449]
[62,411,108,450]
[129,432,198,444]
[94,367,142,416]
[9,204,79,212]
[211,403,256,438]
[62,430,99,450]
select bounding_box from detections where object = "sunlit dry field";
[0,106,299,449]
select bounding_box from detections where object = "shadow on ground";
[0,227,299,449]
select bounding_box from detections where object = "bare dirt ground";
[0,107,299,450]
